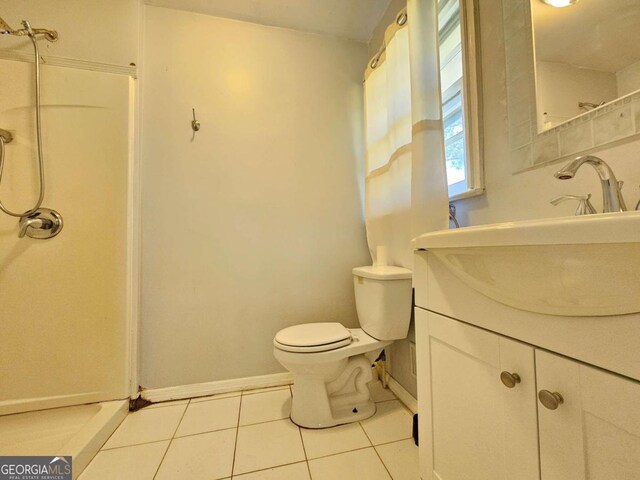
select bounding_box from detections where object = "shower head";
[37,29,58,42]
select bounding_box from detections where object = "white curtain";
[365,20,414,269]
[407,0,449,240]
[364,3,448,271]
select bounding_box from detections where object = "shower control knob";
[500,371,521,388]
[538,390,564,410]
[18,208,63,239]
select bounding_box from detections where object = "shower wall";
[141,6,370,389]
[0,60,133,415]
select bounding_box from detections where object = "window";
[438,0,483,199]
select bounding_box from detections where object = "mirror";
[501,0,640,172]
[532,0,640,132]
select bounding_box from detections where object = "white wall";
[455,0,640,226]
[0,0,140,66]
[141,6,370,388]
[617,59,640,98]
[536,61,618,130]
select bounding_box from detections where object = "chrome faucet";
[554,155,627,213]
[19,217,52,238]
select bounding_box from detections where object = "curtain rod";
[365,8,408,79]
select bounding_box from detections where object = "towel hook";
[191,108,201,132]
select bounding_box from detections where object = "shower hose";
[0,31,46,218]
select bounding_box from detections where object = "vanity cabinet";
[416,309,640,480]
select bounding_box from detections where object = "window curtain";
[364,15,414,269]
[364,3,448,271]
[407,0,449,240]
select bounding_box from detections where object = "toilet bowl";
[273,265,412,429]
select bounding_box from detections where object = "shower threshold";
[0,399,128,479]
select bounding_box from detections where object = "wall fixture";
[539,0,578,7]
[191,108,200,133]
[18,208,63,239]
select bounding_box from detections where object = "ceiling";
[145,0,392,43]
[532,0,640,73]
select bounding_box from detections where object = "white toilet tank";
[352,265,413,341]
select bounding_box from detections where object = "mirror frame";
[502,0,640,173]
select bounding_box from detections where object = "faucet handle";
[17,208,63,239]
[551,194,597,216]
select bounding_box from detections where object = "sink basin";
[412,211,640,316]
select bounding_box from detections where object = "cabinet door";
[536,350,640,480]
[416,309,540,480]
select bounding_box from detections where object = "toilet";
[273,265,412,428]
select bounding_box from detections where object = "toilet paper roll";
[375,246,388,266]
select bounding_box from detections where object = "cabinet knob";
[538,390,564,410]
[500,371,521,388]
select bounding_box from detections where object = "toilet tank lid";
[352,265,413,280]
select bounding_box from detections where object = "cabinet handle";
[538,390,564,410]
[500,371,521,388]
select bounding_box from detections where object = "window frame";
[439,0,484,201]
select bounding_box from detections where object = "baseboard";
[387,374,418,414]
[140,372,294,403]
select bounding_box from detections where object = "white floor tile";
[239,389,291,426]
[103,405,186,449]
[368,381,397,403]
[376,439,420,480]
[145,399,189,409]
[300,423,371,459]
[242,385,291,396]
[155,429,236,480]
[360,400,413,445]
[308,447,391,480]
[191,391,242,403]
[175,396,240,437]
[232,462,310,479]
[233,419,305,475]
[79,441,169,480]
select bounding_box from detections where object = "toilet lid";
[274,323,352,352]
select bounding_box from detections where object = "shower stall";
[0,14,138,478]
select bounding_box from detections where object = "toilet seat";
[274,322,352,353]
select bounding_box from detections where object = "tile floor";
[79,382,419,479]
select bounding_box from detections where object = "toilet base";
[273,328,394,429]
[291,399,376,429]
[288,354,378,429]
